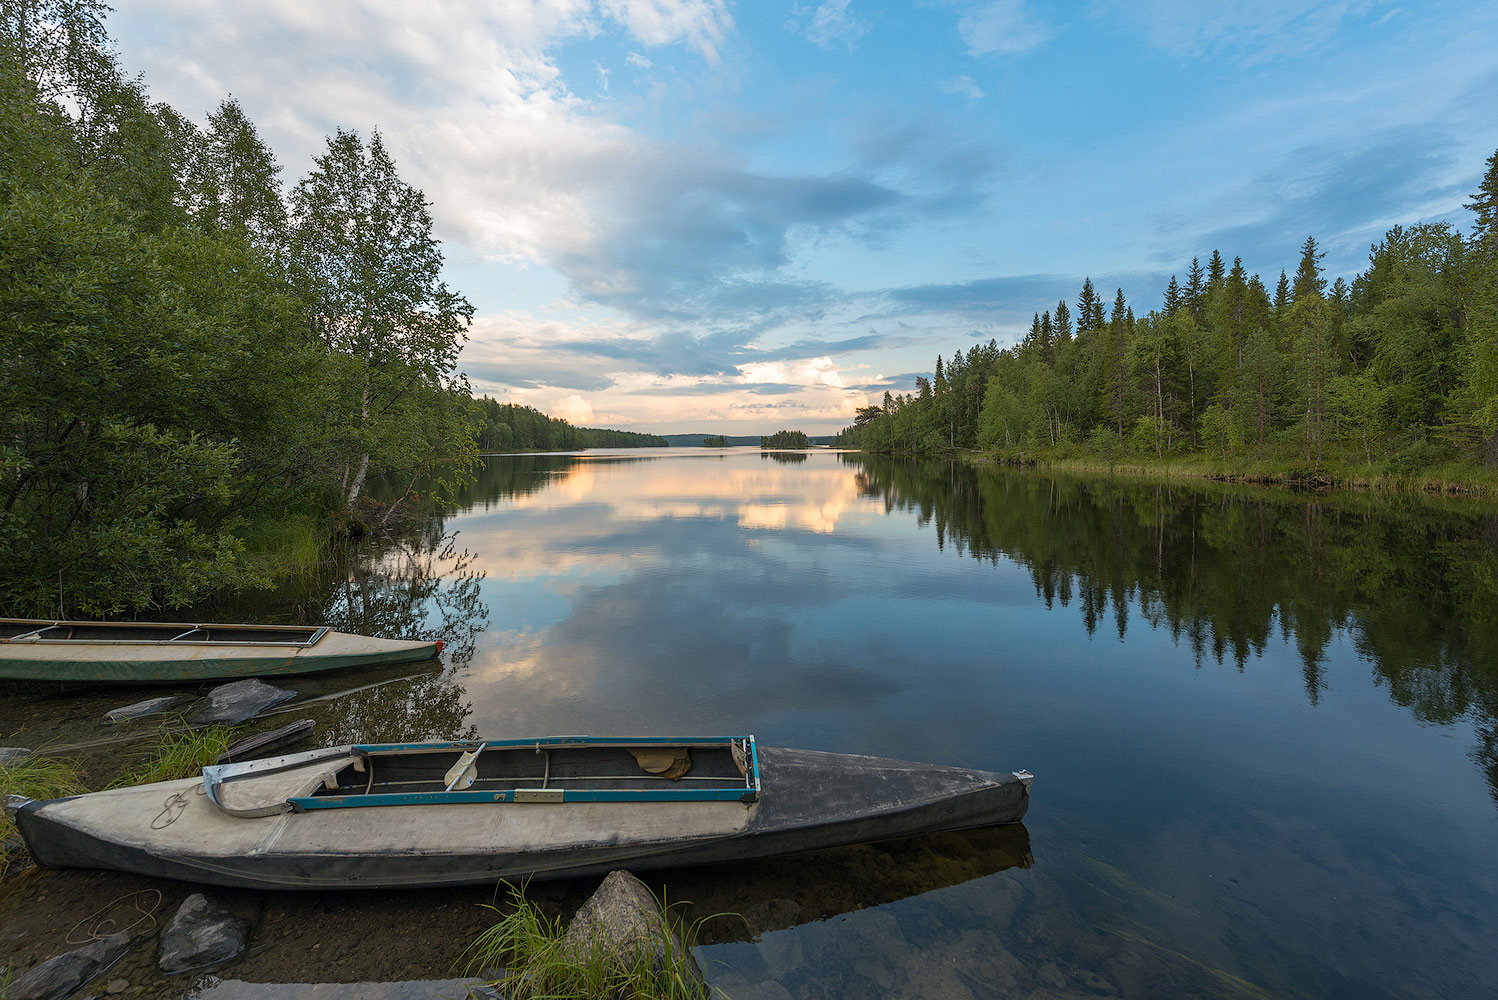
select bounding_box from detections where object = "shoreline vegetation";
[963,448,1498,500]
[837,148,1498,505]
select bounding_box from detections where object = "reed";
[108,724,238,788]
[461,882,720,1000]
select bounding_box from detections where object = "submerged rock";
[563,870,708,997]
[6,929,136,1000]
[189,680,295,725]
[0,746,32,764]
[102,696,178,724]
[158,892,251,973]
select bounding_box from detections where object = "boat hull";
[12,747,1030,889]
[0,624,438,683]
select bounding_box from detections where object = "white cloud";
[940,75,987,100]
[598,0,733,63]
[806,0,872,51]
[553,394,598,424]
[959,0,1054,57]
[1096,0,1393,64]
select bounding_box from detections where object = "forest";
[0,2,477,616]
[839,153,1498,487]
[474,400,667,452]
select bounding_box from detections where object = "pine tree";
[1077,278,1104,333]
[1274,270,1290,314]
[1465,148,1498,239]
[1186,257,1206,318]
[1292,235,1326,302]
[1054,300,1072,342]
[1207,250,1226,293]
[1164,275,1181,314]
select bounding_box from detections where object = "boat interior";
[0,619,324,645]
[314,741,755,799]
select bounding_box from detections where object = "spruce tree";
[1186,257,1206,317]
[1164,275,1181,314]
[1293,235,1326,302]
[1465,148,1498,239]
[1054,300,1072,341]
[1207,249,1226,293]
[1077,278,1103,333]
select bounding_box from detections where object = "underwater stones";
[6,929,136,1000]
[158,892,252,973]
[189,680,295,725]
[102,696,178,724]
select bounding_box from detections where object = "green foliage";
[701,436,729,447]
[841,146,1498,482]
[108,724,238,788]
[0,4,485,613]
[581,427,668,448]
[760,429,810,449]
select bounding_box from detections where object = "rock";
[189,680,295,725]
[741,897,802,938]
[0,746,32,764]
[104,979,129,994]
[103,697,178,724]
[562,871,707,997]
[157,893,251,973]
[6,930,135,1000]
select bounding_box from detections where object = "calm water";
[3,449,1496,999]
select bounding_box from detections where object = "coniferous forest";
[840,153,1498,487]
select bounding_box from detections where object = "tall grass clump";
[1,753,87,876]
[108,724,238,788]
[461,882,717,1000]
[237,513,328,578]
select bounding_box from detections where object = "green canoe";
[0,619,441,683]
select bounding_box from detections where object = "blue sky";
[110,1,1498,433]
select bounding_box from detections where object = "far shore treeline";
[838,150,1498,488]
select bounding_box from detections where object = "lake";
[2,448,1496,999]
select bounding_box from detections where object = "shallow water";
[3,449,1497,998]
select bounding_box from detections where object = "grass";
[461,881,719,1000]
[0,753,88,878]
[236,512,329,578]
[107,723,239,788]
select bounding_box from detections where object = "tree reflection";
[843,454,1498,808]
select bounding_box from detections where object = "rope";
[65,888,162,945]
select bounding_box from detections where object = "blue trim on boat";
[353,735,743,753]
[277,735,763,811]
[289,785,758,811]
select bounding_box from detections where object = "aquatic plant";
[108,724,238,788]
[461,881,722,1000]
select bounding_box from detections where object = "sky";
[108,1,1498,434]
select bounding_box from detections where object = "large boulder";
[157,892,252,973]
[562,870,707,997]
[189,679,295,725]
[6,929,136,1000]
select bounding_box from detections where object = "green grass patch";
[1,753,88,878]
[108,724,238,788]
[461,882,717,1000]
[236,513,329,578]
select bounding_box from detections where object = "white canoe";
[7,736,1032,889]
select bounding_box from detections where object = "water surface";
[3,449,1495,999]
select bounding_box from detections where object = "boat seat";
[630,747,692,780]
